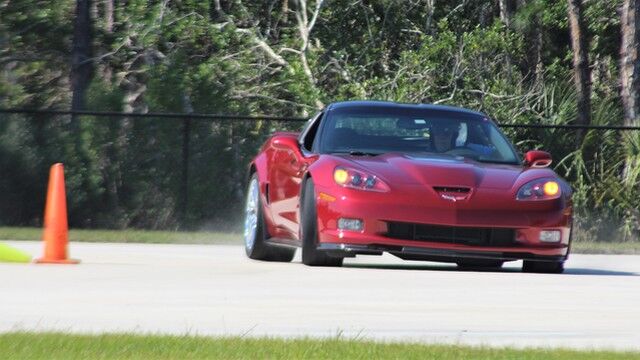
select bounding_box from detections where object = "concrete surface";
[1,241,639,350]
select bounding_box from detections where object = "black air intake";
[386,221,516,247]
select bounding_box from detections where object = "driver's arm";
[467,142,495,155]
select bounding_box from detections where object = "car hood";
[333,153,535,190]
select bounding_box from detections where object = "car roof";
[326,100,486,118]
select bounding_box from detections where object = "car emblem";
[441,194,468,202]
[441,194,457,202]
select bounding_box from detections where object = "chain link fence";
[1,108,639,239]
[0,109,305,231]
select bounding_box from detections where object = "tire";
[522,260,564,274]
[456,259,504,269]
[301,179,343,267]
[244,174,296,262]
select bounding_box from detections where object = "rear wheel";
[522,260,564,274]
[244,174,295,262]
[456,259,504,269]
[301,180,343,267]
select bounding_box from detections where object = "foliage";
[0,0,638,241]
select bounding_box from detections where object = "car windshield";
[319,106,520,164]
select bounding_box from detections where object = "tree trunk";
[101,0,114,82]
[498,0,517,79]
[104,0,114,33]
[281,0,289,25]
[533,23,544,85]
[524,0,544,85]
[621,0,640,187]
[210,0,225,21]
[425,0,435,33]
[71,0,94,111]
[68,0,96,228]
[567,0,591,145]
[621,0,640,128]
[498,0,516,28]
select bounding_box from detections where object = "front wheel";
[522,260,564,274]
[244,174,295,262]
[300,179,343,267]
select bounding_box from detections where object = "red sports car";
[244,101,572,273]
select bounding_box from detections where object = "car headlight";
[333,167,389,192]
[516,178,561,201]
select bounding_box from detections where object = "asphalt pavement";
[1,241,639,350]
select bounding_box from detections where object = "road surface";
[1,241,639,350]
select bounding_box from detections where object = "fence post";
[180,116,191,227]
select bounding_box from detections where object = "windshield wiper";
[328,150,382,156]
[348,150,382,156]
[475,157,519,165]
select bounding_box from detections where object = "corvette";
[244,101,572,273]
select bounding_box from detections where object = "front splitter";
[317,243,567,262]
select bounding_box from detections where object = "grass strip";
[0,226,240,244]
[0,332,638,360]
[1,226,640,254]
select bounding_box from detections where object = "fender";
[250,153,269,188]
[248,152,275,232]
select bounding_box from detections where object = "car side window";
[300,112,322,152]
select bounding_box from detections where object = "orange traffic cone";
[35,163,79,264]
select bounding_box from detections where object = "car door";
[268,112,322,239]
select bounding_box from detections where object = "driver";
[431,122,456,152]
[431,121,496,157]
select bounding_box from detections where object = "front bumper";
[314,184,572,261]
[318,242,568,262]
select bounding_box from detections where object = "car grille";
[386,221,517,247]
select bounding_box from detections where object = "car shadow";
[563,268,638,276]
[342,263,516,273]
[342,263,638,276]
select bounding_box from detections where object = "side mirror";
[523,150,552,168]
[272,135,303,156]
